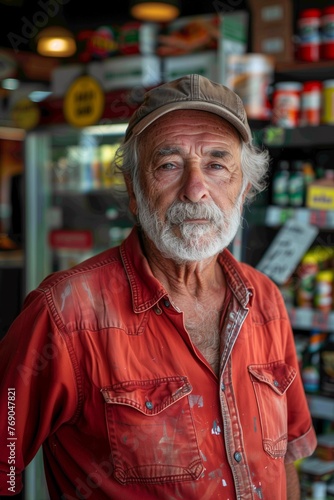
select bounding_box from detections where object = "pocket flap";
[248,361,296,396]
[101,376,192,415]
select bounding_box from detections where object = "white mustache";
[166,202,223,225]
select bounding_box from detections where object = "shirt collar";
[120,227,167,313]
[120,226,254,313]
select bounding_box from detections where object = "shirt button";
[164,299,170,307]
[274,380,280,387]
[145,401,154,410]
[154,306,162,315]
[234,452,242,462]
[221,383,225,391]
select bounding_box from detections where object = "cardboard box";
[252,24,294,63]
[249,0,292,27]
[162,51,218,82]
[306,179,334,210]
[249,0,294,63]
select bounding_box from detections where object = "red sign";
[49,229,93,250]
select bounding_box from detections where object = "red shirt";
[0,227,316,499]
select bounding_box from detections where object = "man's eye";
[160,162,176,170]
[209,163,224,170]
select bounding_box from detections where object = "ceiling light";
[36,26,76,57]
[130,0,180,22]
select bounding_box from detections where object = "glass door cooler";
[25,122,132,294]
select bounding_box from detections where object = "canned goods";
[297,8,321,62]
[272,82,302,128]
[321,79,334,124]
[321,6,334,60]
[300,81,322,126]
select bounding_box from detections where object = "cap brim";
[130,101,252,143]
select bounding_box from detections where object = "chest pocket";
[248,361,296,459]
[101,376,204,485]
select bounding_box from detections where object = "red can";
[321,6,334,60]
[297,8,321,62]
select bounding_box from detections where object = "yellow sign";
[11,97,40,130]
[64,75,105,127]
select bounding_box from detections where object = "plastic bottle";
[299,81,322,126]
[272,160,290,206]
[302,161,316,185]
[296,251,319,308]
[314,269,334,313]
[297,8,321,62]
[289,160,304,207]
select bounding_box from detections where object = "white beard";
[135,187,243,264]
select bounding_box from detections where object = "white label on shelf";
[261,37,284,54]
[256,219,319,284]
[261,5,284,22]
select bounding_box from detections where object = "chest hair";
[184,300,222,375]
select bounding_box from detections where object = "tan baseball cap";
[124,74,252,143]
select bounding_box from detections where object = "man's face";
[129,109,246,263]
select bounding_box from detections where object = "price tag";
[256,219,318,284]
[64,75,105,127]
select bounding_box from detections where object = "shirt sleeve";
[0,289,78,495]
[273,285,318,463]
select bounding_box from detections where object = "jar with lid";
[321,6,334,60]
[297,8,321,62]
[321,79,334,124]
[272,82,302,128]
[300,81,322,126]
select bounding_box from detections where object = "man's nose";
[179,166,210,203]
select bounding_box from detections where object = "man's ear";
[124,174,138,216]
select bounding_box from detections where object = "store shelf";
[307,394,334,420]
[275,60,334,82]
[287,307,334,333]
[265,206,334,229]
[253,125,334,148]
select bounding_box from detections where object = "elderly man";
[0,74,316,500]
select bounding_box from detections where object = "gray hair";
[114,133,270,204]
